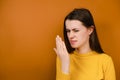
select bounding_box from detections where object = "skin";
[54,19,94,74]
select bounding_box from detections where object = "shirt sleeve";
[103,54,116,80]
[56,57,70,80]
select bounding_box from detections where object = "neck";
[76,44,92,54]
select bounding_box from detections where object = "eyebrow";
[66,28,80,30]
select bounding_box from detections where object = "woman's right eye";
[66,30,70,33]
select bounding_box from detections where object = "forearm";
[56,57,70,80]
[61,60,70,74]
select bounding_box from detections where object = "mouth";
[70,40,77,45]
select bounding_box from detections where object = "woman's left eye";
[74,30,79,32]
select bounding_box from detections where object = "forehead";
[65,20,85,29]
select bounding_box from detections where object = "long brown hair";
[63,8,104,53]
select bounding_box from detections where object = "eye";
[66,29,70,33]
[73,29,79,32]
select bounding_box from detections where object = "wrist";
[61,60,70,74]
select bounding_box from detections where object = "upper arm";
[102,55,116,80]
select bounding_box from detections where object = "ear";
[88,25,94,35]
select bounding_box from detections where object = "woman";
[54,8,116,80]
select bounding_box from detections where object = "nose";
[68,31,75,39]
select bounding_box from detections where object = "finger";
[59,37,65,52]
[62,41,67,52]
[54,48,60,56]
[58,35,62,43]
[62,41,65,48]
[56,35,63,49]
[57,36,63,48]
[56,36,61,50]
[53,48,57,54]
[56,35,65,54]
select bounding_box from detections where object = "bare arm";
[54,35,70,74]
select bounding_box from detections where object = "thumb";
[53,48,60,57]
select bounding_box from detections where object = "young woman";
[54,8,116,80]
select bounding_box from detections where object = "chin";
[71,45,79,48]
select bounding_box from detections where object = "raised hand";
[54,35,70,73]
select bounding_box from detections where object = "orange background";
[0,0,120,80]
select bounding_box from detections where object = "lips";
[70,40,77,44]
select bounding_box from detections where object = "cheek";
[77,32,90,41]
[67,33,70,39]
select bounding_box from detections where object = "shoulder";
[97,53,114,66]
[99,53,111,58]
[98,53,112,60]
[98,53,115,75]
[92,51,113,63]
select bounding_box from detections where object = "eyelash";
[66,30,79,33]
[66,30,70,32]
[74,30,79,32]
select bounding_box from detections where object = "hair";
[63,8,104,54]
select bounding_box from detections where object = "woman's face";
[65,19,93,50]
